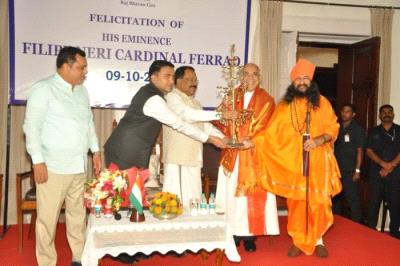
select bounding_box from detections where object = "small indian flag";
[130,178,143,214]
[126,167,148,213]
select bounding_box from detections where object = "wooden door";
[337,37,380,221]
[337,37,380,132]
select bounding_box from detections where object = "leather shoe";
[244,239,256,252]
[315,245,328,258]
[287,245,301,257]
[71,262,81,266]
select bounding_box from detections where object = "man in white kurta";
[162,66,234,208]
[215,63,280,252]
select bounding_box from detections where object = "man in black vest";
[104,60,225,170]
[366,104,400,239]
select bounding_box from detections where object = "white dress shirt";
[165,90,220,123]
[165,89,224,138]
[143,95,209,143]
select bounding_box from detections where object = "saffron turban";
[290,58,316,81]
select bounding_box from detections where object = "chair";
[202,144,221,200]
[16,171,37,253]
[202,173,215,201]
[16,171,66,252]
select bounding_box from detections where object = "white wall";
[297,47,338,68]
[282,1,400,123]
[282,2,370,37]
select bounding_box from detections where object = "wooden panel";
[202,144,221,195]
[351,37,380,220]
[337,47,353,112]
[351,37,380,132]
[337,37,380,142]
[337,37,381,222]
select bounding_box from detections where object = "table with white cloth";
[81,210,241,266]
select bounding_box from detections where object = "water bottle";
[200,193,208,215]
[209,193,216,215]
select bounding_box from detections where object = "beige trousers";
[36,171,87,266]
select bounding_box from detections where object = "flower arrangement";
[84,168,128,215]
[149,192,183,219]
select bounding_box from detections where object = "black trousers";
[332,170,362,222]
[367,174,400,238]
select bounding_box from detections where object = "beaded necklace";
[290,99,312,135]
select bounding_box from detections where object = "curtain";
[370,8,393,106]
[86,108,116,178]
[258,0,283,98]
[248,0,261,66]
[0,0,9,225]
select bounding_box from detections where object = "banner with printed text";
[10,0,250,107]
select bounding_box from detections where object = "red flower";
[108,190,116,197]
[108,163,119,172]
[102,181,113,191]
[120,190,127,199]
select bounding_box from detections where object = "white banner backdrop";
[10,0,250,107]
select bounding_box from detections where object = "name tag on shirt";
[344,134,350,143]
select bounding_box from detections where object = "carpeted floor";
[1,215,400,266]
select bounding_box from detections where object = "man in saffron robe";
[251,59,341,258]
[215,63,280,252]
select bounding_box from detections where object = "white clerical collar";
[244,90,254,108]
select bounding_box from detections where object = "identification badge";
[344,134,350,142]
